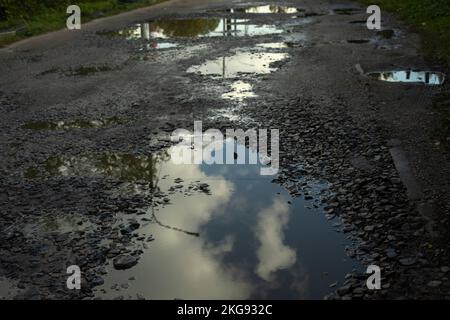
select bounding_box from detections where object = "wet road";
[0,0,449,300]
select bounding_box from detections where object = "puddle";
[187,51,289,78]
[140,42,178,50]
[39,65,116,77]
[24,214,87,235]
[231,5,300,14]
[347,39,370,44]
[367,70,446,85]
[21,117,124,130]
[222,81,258,101]
[25,153,168,182]
[256,42,289,49]
[333,8,361,15]
[110,19,284,40]
[91,138,361,299]
[349,20,367,24]
[377,29,395,39]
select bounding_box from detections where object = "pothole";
[347,39,371,44]
[104,19,284,40]
[256,42,289,49]
[367,70,446,85]
[376,29,396,39]
[187,51,289,78]
[39,65,118,77]
[333,8,361,15]
[24,214,89,235]
[211,5,300,14]
[90,137,362,299]
[24,153,169,182]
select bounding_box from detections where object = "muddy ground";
[1,0,450,299]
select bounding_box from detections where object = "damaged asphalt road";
[1,0,450,299]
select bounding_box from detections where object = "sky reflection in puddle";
[367,70,446,85]
[92,140,361,299]
[187,51,289,78]
[222,81,258,101]
[111,19,284,41]
[231,5,299,14]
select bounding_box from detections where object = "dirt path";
[0,0,449,299]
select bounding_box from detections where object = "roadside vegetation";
[0,0,166,47]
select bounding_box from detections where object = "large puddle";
[367,70,446,85]
[59,138,361,300]
[109,19,284,41]
[25,139,361,299]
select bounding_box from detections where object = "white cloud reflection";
[255,197,297,281]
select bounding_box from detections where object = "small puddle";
[25,153,166,182]
[89,138,361,299]
[256,42,289,49]
[21,117,124,130]
[108,19,284,40]
[377,29,395,39]
[367,70,446,85]
[333,8,361,15]
[140,42,178,50]
[347,39,370,44]
[187,51,289,78]
[24,214,87,235]
[222,81,258,101]
[39,65,117,77]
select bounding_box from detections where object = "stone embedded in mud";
[398,256,417,266]
[113,255,139,270]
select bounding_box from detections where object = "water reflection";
[219,5,299,14]
[255,198,296,281]
[94,140,361,299]
[25,153,168,186]
[256,42,289,49]
[187,51,289,78]
[222,81,257,101]
[243,5,299,14]
[114,19,283,41]
[367,70,446,85]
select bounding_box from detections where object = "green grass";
[0,0,167,47]
[358,0,450,65]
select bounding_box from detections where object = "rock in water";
[113,255,139,270]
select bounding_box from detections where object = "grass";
[357,0,450,66]
[0,0,167,47]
